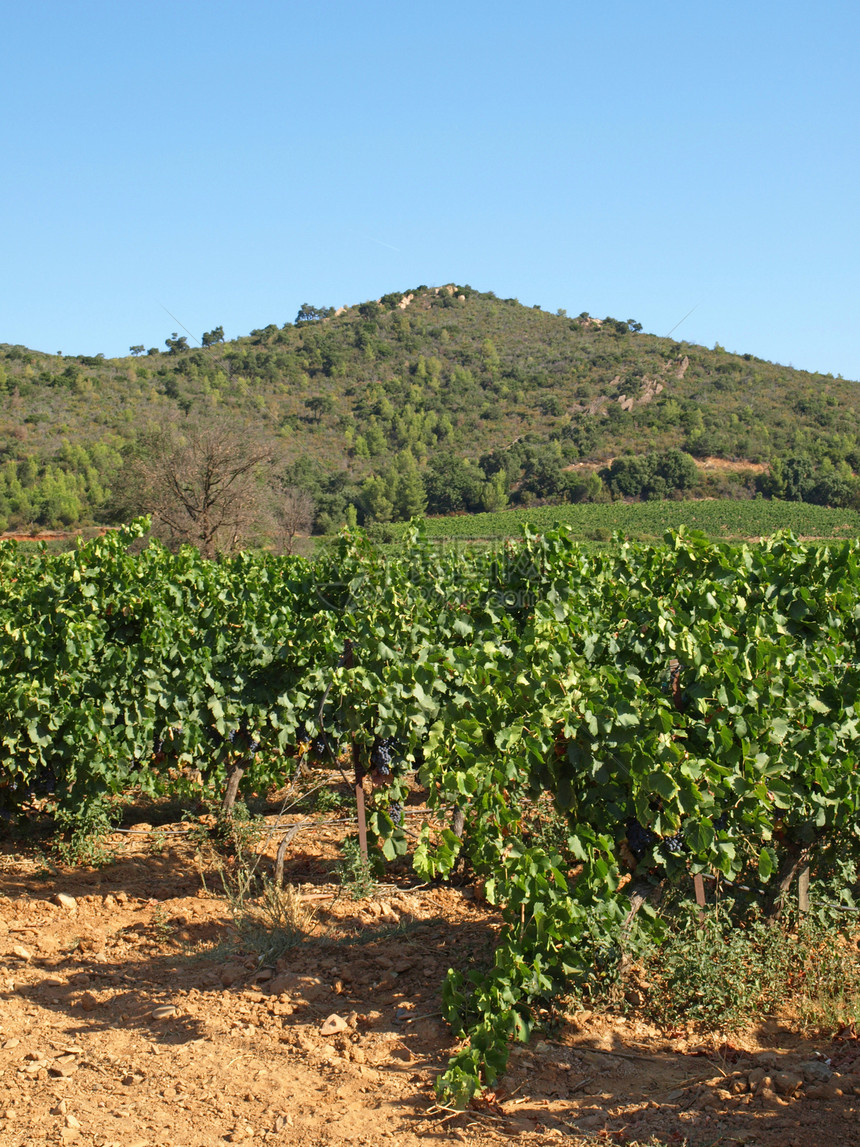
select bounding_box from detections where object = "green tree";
[654,448,699,492]
[295,303,333,324]
[480,470,508,512]
[202,326,225,347]
[393,451,427,519]
[364,421,387,456]
[481,339,501,378]
[361,474,395,523]
[306,394,335,422]
[424,453,485,514]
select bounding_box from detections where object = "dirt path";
[1,817,858,1147]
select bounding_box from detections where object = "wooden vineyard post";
[797,866,810,916]
[353,735,368,864]
[341,639,368,865]
[693,873,706,925]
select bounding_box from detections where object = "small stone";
[150,1005,178,1020]
[49,1061,78,1078]
[806,1082,842,1100]
[219,965,246,988]
[320,1014,349,1036]
[754,1051,778,1069]
[774,1071,803,1096]
[801,1060,833,1083]
[53,893,77,911]
[11,945,31,961]
[269,973,323,999]
[77,991,100,1011]
[747,1067,768,1092]
[65,1114,82,1129]
[51,1099,68,1116]
[224,1128,252,1142]
[1,1039,20,1050]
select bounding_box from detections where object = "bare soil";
[1,800,858,1147]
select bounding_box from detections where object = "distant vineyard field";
[389,498,860,541]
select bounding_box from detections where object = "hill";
[1,285,859,537]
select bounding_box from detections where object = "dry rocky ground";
[1,796,859,1147]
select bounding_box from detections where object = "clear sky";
[3,1,859,379]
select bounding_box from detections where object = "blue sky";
[3,1,859,379]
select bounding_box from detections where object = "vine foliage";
[2,521,859,1103]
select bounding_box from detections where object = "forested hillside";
[2,285,859,540]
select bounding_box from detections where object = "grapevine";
[2,520,860,1105]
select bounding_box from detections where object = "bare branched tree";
[117,420,274,556]
[271,485,315,554]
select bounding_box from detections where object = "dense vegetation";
[4,523,860,1102]
[3,286,860,537]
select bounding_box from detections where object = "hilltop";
[1,285,858,537]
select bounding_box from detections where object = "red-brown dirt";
[1,795,858,1147]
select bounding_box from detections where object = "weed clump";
[637,902,860,1033]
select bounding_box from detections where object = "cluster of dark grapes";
[35,766,57,796]
[625,817,657,861]
[625,817,686,860]
[370,736,399,777]
[295,724,337,761]
[295,724,334,760]
[141,729,177,767]
[226,727,261,755]
[370,737,406,827]
[1,765,59,807]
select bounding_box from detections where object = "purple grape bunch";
[370,736,399,777]
[625,817,686,861]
